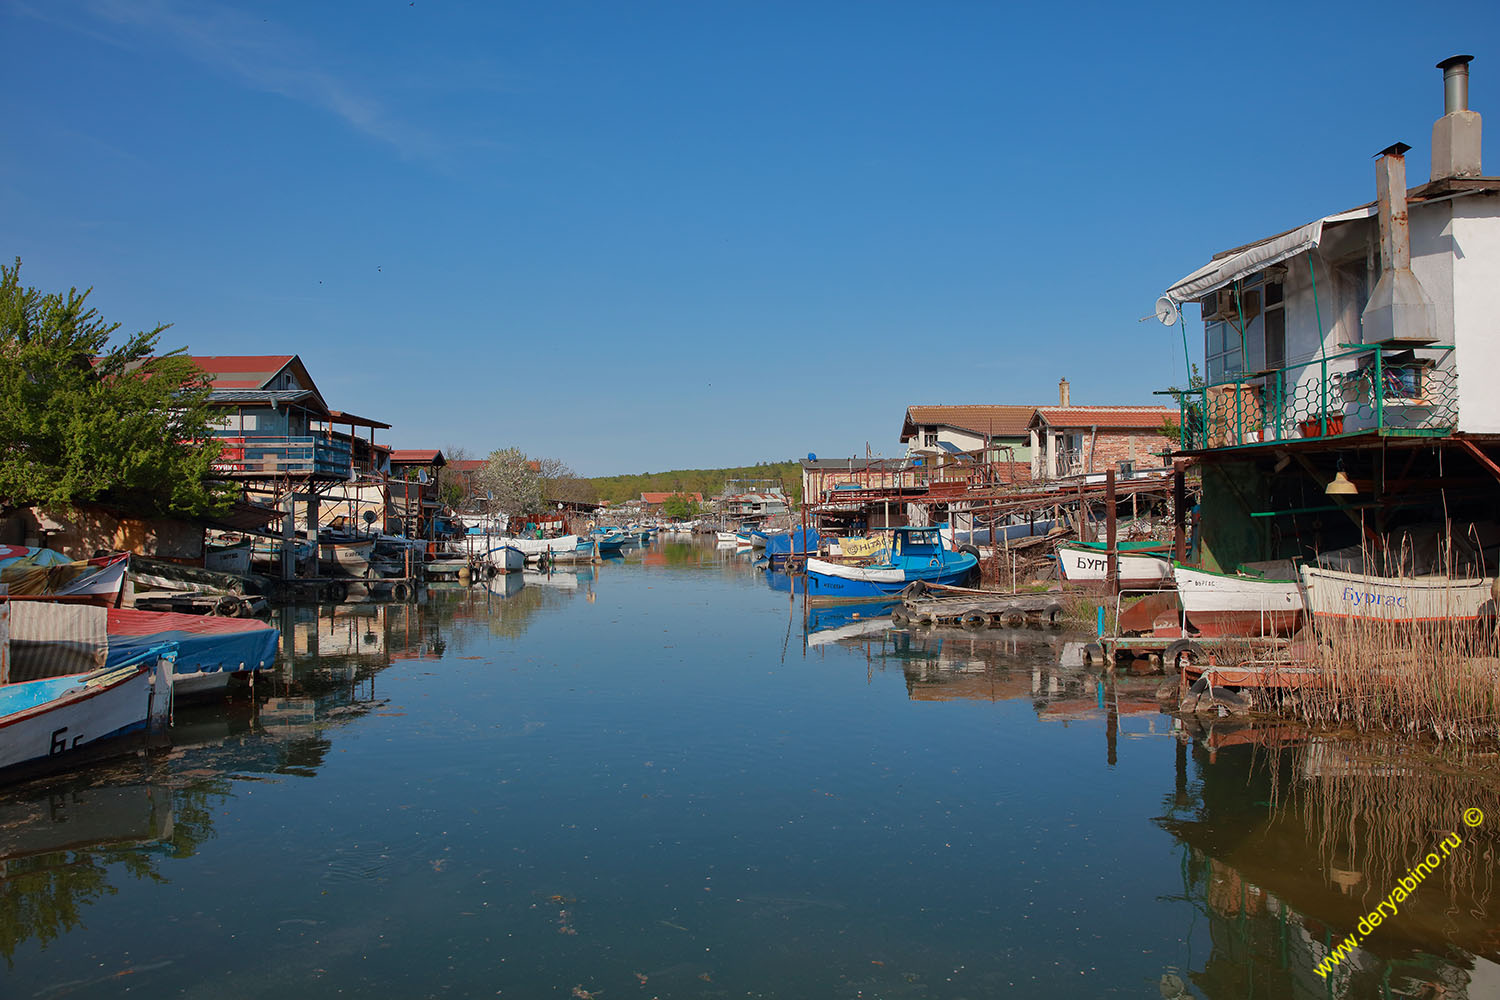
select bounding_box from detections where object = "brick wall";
[1082,430,1174,472]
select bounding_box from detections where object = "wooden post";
[1076,482,1088,542]
[282,494,297,581]
[1105,468,1118,598]
[1173,460,1187,563]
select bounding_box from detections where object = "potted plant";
[1298,412,1345,437]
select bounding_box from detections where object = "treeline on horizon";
[584,461,803,505]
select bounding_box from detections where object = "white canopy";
[1163,205,1375,304]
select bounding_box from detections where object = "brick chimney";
[1433,55,1482,180]
[1058,378,1071,407]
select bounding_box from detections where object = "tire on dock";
[890,607,912,626]
[1163,639,1206,674]
[1083,642,1107,667]
[1044,602,1064,626]
[960,609,988,628]
[389,581,412,602]
[902,580,928,599]
[323,580,349,603]
[1000,608,1027,629]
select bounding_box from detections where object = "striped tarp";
[6,602,109,682]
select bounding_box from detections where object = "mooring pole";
[1173,460,1187,563]
[1105,468,1118,598]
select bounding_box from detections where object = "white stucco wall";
[1452,195,1500,432]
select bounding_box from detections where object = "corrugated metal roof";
[206,389,318,405]
[641,492,703,504]
[1031,406,1175,429]
[901,405,1038,441]
[325,410,392,430]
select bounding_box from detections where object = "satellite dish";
[1155,296,1180,327]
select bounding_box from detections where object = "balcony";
[212,434,353,479]
[1172,344,1457,452]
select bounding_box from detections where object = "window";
[1206,320,1243,381]
[1264,282,1286,370]
[922,431,938,447]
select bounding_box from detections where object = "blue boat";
[803,527,978,600]
[765,526,820,567]
[595,531,631,553]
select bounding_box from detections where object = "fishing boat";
[595,531,631,554]
[483,544,526,574]
[715,530,739,543]
[1055,540,1173,591]
[506,535,582,562]
[318,536,376,577]
[204,536,254,575]
[7,601,281,700]
[250,537,316,575]
[1299,566,1497,624]
[0,643,177,781]
[0,547,130,604]
[803,527,978,600]
[1172,563,1304,637]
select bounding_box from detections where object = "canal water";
[3,540,1498,998]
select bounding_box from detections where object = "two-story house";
[1155,56,1500,572]
[195,355,353,483]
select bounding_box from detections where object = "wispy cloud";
[20,0,445,163]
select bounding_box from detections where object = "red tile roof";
[902,405,1038,441]
[449,459,487,472]
[1031,406,1176,429]
[190,355,295,389]
[389,449,445,464]
[641,492,703,504]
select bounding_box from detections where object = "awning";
[1164,205,1375,305]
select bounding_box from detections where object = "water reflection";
[1160,727,1500,997]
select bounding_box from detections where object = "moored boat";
[483,544,526,574]
[716,531,739,543]
[1299,566,1496,624]
[0,547,130,604]
[0,643,177,781]
[319,537,376,577]
[506,536,582,562]
[1173,563,1304,637]
[1055,540,1173,591]
[804,527,978,600]
[765,527,819,567]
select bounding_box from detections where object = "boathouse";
[1155,56,1500,573]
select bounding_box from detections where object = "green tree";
[0,260,232,518]
[660,493,701,520]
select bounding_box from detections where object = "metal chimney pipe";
[1439,55,1473,115]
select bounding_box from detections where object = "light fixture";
[1326,460,1358,496]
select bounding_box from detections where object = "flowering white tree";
[480,447,543,521]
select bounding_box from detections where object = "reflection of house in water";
[1157,734,1500,998]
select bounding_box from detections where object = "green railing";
[1173,344,1457,451]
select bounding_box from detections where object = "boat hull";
[1173,565,1303,637]
[319,539,375,577]
[1300,566,1496,624]
[506,536,582,561]
[483,546,526,573]
[804,555,977,600]
[1056,543,1173,591]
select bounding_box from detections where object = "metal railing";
[212,434,353,478]
[1173,344,1457,451]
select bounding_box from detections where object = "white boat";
[483,545,526,573]
[1299,565,1496,624]
[205,537,253,575]
[319,537,376,577]
[1055,541,1173,591]
[715,531,739,543]
[0,645,176,779]
[0,548,130,603]
[1173,563,1303,637]
[505,536,582,561]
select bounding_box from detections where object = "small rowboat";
[1173,563,1303,637]
[1300,566,1496,624]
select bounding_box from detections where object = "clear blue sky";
[3,2,1495,475]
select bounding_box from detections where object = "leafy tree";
[535,455,593,504]
[660,493,701,520]
[0,260,232,517]
[479,446,543,519]
[436,444,472,509]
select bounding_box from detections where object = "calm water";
[3,540,1498,998]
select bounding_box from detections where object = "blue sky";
[3,2,1495,475]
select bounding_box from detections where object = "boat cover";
[104,608,280,676]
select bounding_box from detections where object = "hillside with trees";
[586,461,802,505]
